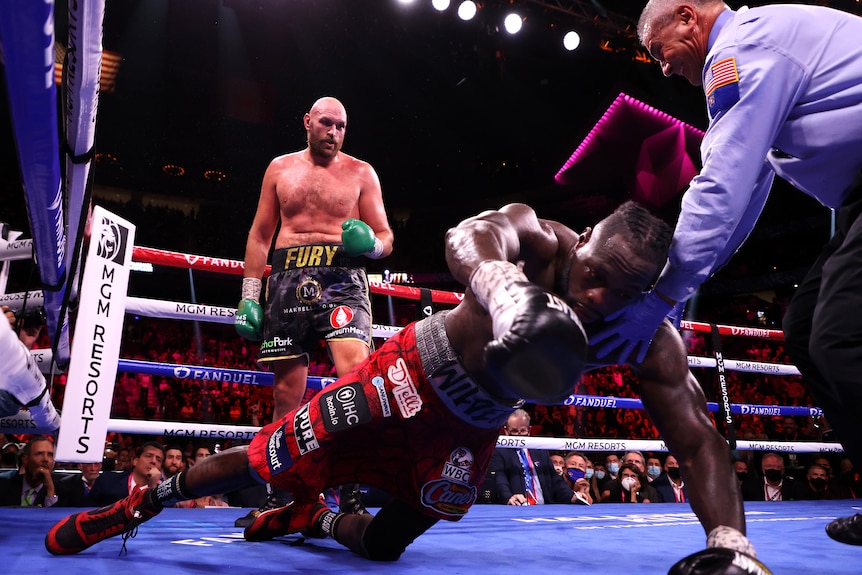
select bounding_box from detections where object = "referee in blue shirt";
[590,0,862,562]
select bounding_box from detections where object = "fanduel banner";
[56,207,135,462]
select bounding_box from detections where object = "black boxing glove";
[668,548,773,575]
[469,261,587,404]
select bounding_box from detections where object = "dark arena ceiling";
[2,0,856,299]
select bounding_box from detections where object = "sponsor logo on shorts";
[296,277,322,304]
[442,447,474,484]
[371,376,392,417]
[420,479,476,517]
[329,305,354,329]
[260,335,293,352]
[387,358,423,418]
[430,362,511,428]
[319,382,371,432]
[267,426,292,475]
[294,404,320,455]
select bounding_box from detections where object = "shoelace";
[119,509,144,556]
[261,491,281,511]
[340,485,367,515]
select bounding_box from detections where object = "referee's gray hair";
[637,0,727,44]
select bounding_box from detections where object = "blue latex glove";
[667,300,687,330]
[590,290,673,365]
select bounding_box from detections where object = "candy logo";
[330,305,354,328]
[420,479,476,517]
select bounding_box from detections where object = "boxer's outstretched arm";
[633,322,745,536]
[444,203,557,286]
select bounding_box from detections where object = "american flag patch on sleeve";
[705,57,739,96]
[705,57,740,117]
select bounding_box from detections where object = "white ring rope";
[0,235,34,262]
[0,408,840,453]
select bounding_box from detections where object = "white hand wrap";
[0,318,60,430]
[366,237,385,259]
[707,525,757,557]
[241,277,262,303]
[30,386,61,430]
[468,260,528,338]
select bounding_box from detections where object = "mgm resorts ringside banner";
[57,207,135,463]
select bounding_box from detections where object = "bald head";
[638,0,726,43]
[305,96,348,160]
[309,97,347,123]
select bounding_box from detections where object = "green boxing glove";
[341,218,384,258]
[235,278,264,341]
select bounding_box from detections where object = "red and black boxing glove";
[470,261,587,404]
[668,548,772,575]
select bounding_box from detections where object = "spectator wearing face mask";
[584,456,601,504]
[489,410,582,505]
[653,454,689,503]
[793,464,851,500]
[550,453,565,477]
[597,453,621,495]
[593,462,607,484]
[733,459,749,487]
[603,463,655,503]
[562,451,594,505]
[742,452,799,501]
[646,455,662,483]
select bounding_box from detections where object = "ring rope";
[4,240,823,450]
[680,320,784,341]
[0,236,34,262]
[0,401,841,453]
[131,245,465,305]
[114,355,816,417]
[4,288,802,375]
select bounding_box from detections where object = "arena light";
[563,30,581,51]
[432,0,451,10]
[457,1,477,21]
[395,0,417,4]
[162,164,185,177]
[204,169,228,182]
[503,13,523,34]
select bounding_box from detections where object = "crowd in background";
[2,203,852,509]
[21,305,819,445]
